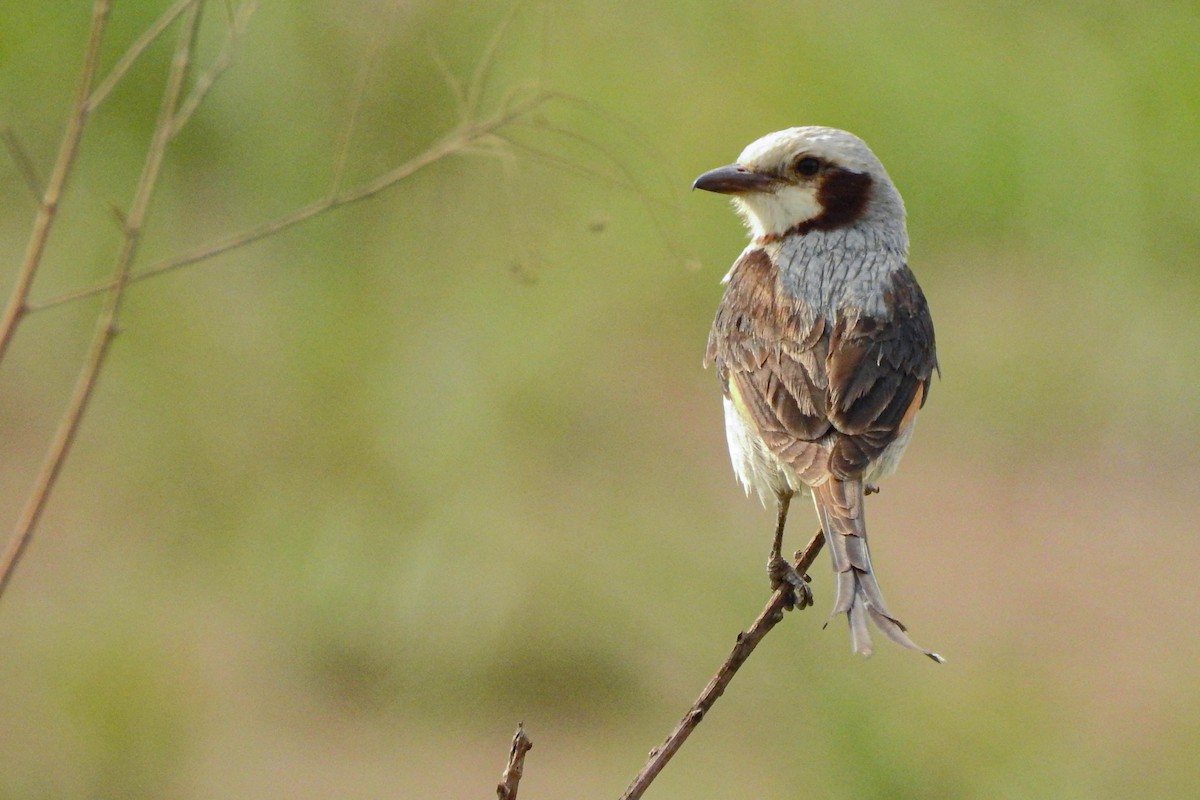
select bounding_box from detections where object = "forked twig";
[0,0,111,364]
[0,0,205,600]
[618,529,826,800]
[329,0,396,195]
[495,724,533,800]
[171,0,256,136]
[464,2,524,123]
[87,0,196,111]
[0,127,44,201]
[3,5,562,605]
[28,90,559,313]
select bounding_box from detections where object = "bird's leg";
[766,491,813,610]
[769,491,791,567]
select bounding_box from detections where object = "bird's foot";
[768,553,813,611]
[865,483,880,495]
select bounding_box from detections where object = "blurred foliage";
[0,1,1198,798]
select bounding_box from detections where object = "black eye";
[795,156,821,176]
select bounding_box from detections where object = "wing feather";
[708,250,936,483]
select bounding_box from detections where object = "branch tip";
[496,724,533,800]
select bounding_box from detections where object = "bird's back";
[707,235,936,493]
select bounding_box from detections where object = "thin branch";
[495,724,533,800]
[427,37,468,121]
[88,0,196,111]
[464,2,524,122]
[490,130,659,206]
[618,529,827,800]
[493,119,690,266]
[1,127,45,201]
[0,1,205,601]
[171,0,256,137]
[508,117,678,210]
[28,89,559,313]
[329,0,396,195]
[534,93,694,259]
[0,0,111,365]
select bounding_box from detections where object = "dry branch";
[0,0,111,364]
[29,90,558,313]
[0,128,44,200]
[171,0,256,136]
[618,529,826,800]
[87,0,196,111]
[496,724,533,800]
[1,1,560,601]
[0,0,204,600]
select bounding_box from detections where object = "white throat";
[733,184,821,240]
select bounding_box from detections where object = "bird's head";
[693,126,905,244]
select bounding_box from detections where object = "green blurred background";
[1,1,1198,797]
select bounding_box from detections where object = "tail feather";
[814,478,943,663]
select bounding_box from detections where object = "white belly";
[723,396,799,503]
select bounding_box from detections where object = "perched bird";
[693,127,942,661]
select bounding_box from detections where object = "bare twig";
[87,0,196,111]
[0,1,205,601]
[171,0,256,136]
[28,89,558,313]
[464,3,523,123]
[531,94,693,260]
[329,0,396,195]
[1,127,44,201]
[495,724,533,800]
[490,130,657,205]
[618,529,827,800]
[427,38,468,120]
[0,0,111,364]
[484,532,825,800]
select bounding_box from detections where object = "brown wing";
[707,250,936,482]
[826,265,937,476]
[706,248,831,483]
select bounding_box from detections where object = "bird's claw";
[768,553,813,611]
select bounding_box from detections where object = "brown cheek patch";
[815,168,873,230]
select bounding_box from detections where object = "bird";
[693,126,942,662]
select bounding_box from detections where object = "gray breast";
[771,227,908,320]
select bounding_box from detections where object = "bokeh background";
[1,2,1198,798]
